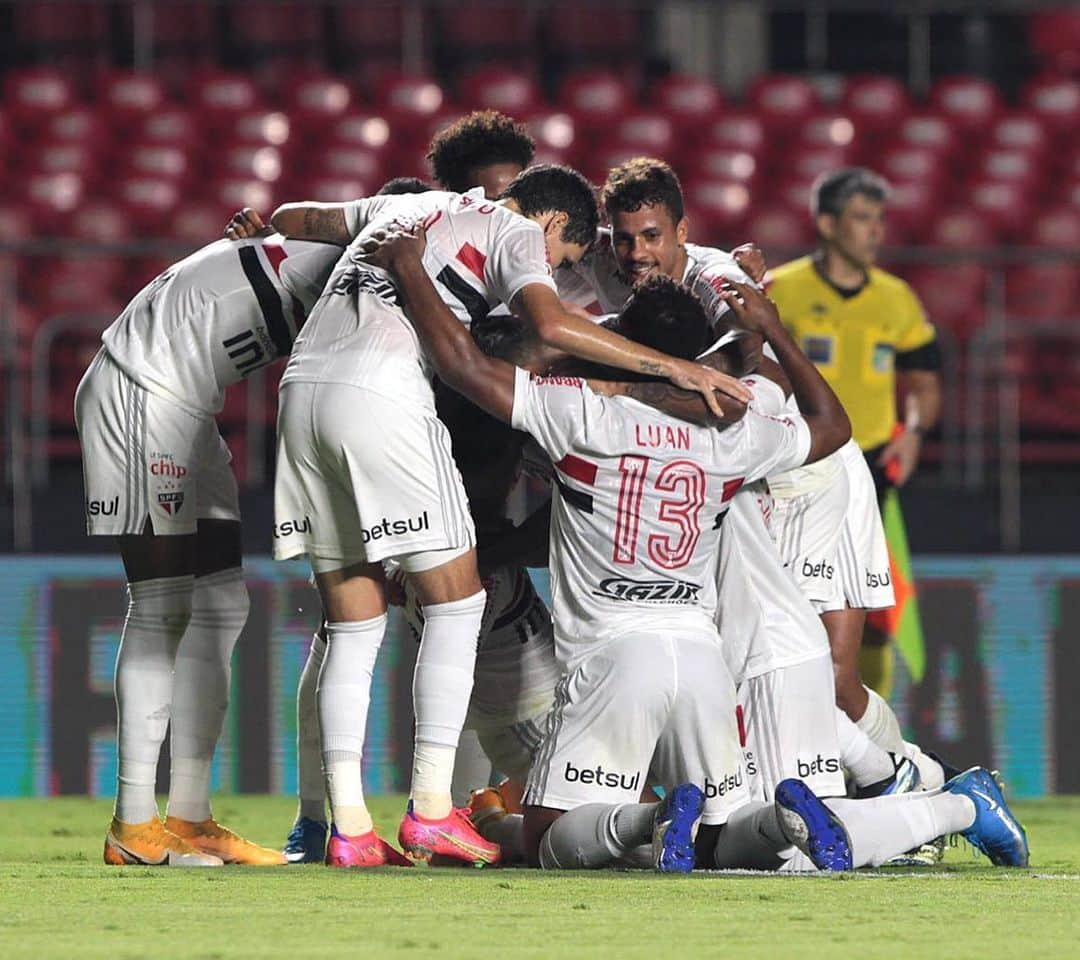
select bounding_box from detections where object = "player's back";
[284,190,553,403]
[101,237,338,416]
[510,369,812,666]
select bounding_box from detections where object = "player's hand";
[667,359,751,420]
[877,427,922,487]
[358,225,428,271]
[717,279,782,334]
[225,208,272,240]
[732,242,767,284]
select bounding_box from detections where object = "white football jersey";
[714,377,831,681]
[555,231,753,319]
[282,189,556,402]
[510,367,811,667]
[101,236,340,417]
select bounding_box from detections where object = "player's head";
[602,157,689,287]
[616,275,710,360]
[499,163,599,270]
[377,176,434,195]
[471,311,569,374]
[427,110,536,199]
[811,167,889,269]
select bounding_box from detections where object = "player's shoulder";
[685,241,739,273]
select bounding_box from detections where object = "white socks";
[855,686,906,755]
[410,591,485,819]
[824,791,975,867]
[114,575,194,824]
[836,708,897,789]
[296,628,328,823]
[319,616,386,836]
[450,728,493,808]
[903,740,947,790]
[167,567,249,822]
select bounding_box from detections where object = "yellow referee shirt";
[767,256,937,451]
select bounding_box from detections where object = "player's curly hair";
[499,163,599,246]
[618,275,710,360]
[377,176,434,195]
[601,157,685,224]
[427,110,536,193]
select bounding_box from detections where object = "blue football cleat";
[775,778,854,871]
[284,816,328,864]
[652,783,705,873]
[944,767,1029,867]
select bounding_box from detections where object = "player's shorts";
[837,443,894,611]
[737,651,846,803]
[770,468,850,614]
[74,350,240,536]
[273,380,475,566]
[525,628,748,826]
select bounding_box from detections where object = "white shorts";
[74,350,240,536]
[737,651,846,803]
[771,469,849,614]
[837,444,894,611]
[273,381,475,566]
[525,629,748,826]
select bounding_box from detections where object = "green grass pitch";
[1,794,1078,959]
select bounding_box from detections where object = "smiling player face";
[610,203,690,286]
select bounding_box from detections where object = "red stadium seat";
[41,107,108,147]
[578,139,647,185]
[524,110,577,155]
[0,200,35,239]
[907,263,987,342]
[228,110,292,147]
[1021,75,1080,137]
[327,112,393,153]
[4,69,75,130]
[786,146,853,185]
[1067,178,1080,212]
[893,112,960,157]
[968,179,1034,237]
[168,201,235,244]
[989,113,1051,157]
[1030,11,1080,74]
[797,112,858,153]
[557,70,634,130]
[139,107,201,146]
[691,148,759,188]
[747,205,815,253]
[314,145,384,185]
[135,1,217,82]
[97,72,167,129]
[1024,206,1080,247]
[611,111,677,157]
[11,2,110,70]
[878,146,947,191]
[374,74,449,132]
[24,172,86,232]
[204,179,277,217]
[974,149,1044,194]
[225,2,326,62]
[548,4,643,57]
[191,72,262,126]
[457,68,542,115]
[68,201,133,244]
[331,5,405,82]
[435,5,537,57]
[746,75,821,135]
[926,208,999,249]
[289,175,369,203]
[930,76,1002,136]
[25,142,98,181]
[113,176,182,226]
[683,178,752,238]
[123,143,193,183]
[702,112,767,157]
[285,73,353,130]
[651,74,724,136]
[881,180,938,243]
[1006,264,1077,319]
[215,146,284,184]
[840,75,910,135]
[30,257,120,312]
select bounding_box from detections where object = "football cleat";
[325,826,413,868]
[775,778,854,871]
[880,756,922,796]
[283,816,328,864]
[944,766,1029,867]
[884,835,947,868]
[468,787,508,830]
[398,802,501,866]
[652,783,705,874]
[104,817,223,867]
[164,816,286,866]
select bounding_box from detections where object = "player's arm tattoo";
[638,360,665,376]
[588,379,745,426]
[301,207,350,245]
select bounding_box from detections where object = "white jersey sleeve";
[343,195,395,239]
[486,221,557,306]
[510,366,586,463]
[742,375,788,417]
[276,239,343,314]
[739,408,812,483]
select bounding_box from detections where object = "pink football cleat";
[325,826,413,868]
[398,802,501,866]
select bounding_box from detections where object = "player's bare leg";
[105,521,221,866]
[396,548,499,865]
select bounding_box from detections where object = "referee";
[768,167,942,698]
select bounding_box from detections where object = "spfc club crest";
[158,490,184,515]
